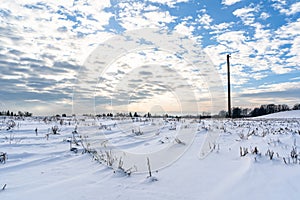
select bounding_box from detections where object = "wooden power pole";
[227,54,231,118]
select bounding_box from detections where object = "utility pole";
[227,54,231,118]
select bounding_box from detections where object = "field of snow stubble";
[1,110,300,200]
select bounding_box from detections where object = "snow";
[255,110,300,119]
[1,115,300,200]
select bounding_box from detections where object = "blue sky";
[0,0,299,115]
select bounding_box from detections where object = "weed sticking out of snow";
[146,176,158,183]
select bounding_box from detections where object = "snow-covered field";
[255,110,300,119]
[1,111,300,200]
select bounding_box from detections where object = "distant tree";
[7,110,10,116]
[10,111,13,116]
[250,108,260,117]
[250,103,290,117]
[18,111,24,116]
[218,110,227,118]
[62,114,67,117]
[232,107,242,118]
[134,112,138,117]
[129,112,132,118]
[147,112,151,118]
[241,108,250,117]
[266,104,276,114]
[280,104,289,111]
[293,103,300,110]
[258,105,267,116]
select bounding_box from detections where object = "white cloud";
[252,23,271,40]
[148,0,189,7]
[272,0,300,16]
[209,22,234,34]
[233,6,259,25]
[287,35,300,56]
[117,2,175,30]
[204,44,228,67]
[205,6,300,89]
[211,22,233,30]
[144,11,175,24]
[271,65,293,74]
[291,77,300,81]
[275,18,300,38]
[241,81,300,94]
[174,22,195,37]
[260,12,270,20]
[0,0,113,66]
[278,2,300,15]
[216,30,246,45]
[0,0,114,115]
[252,73,268,80]
[236,80,300,108]
[287,2,300,15]
[271,0,287,12]
[197,13,213,29]
[274,19,300,69]
[221,0,242,6]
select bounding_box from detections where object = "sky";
[0,0,299,116]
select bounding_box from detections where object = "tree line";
[0,110,32,117]
[220,103,300,118]
[1,103,299,119]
